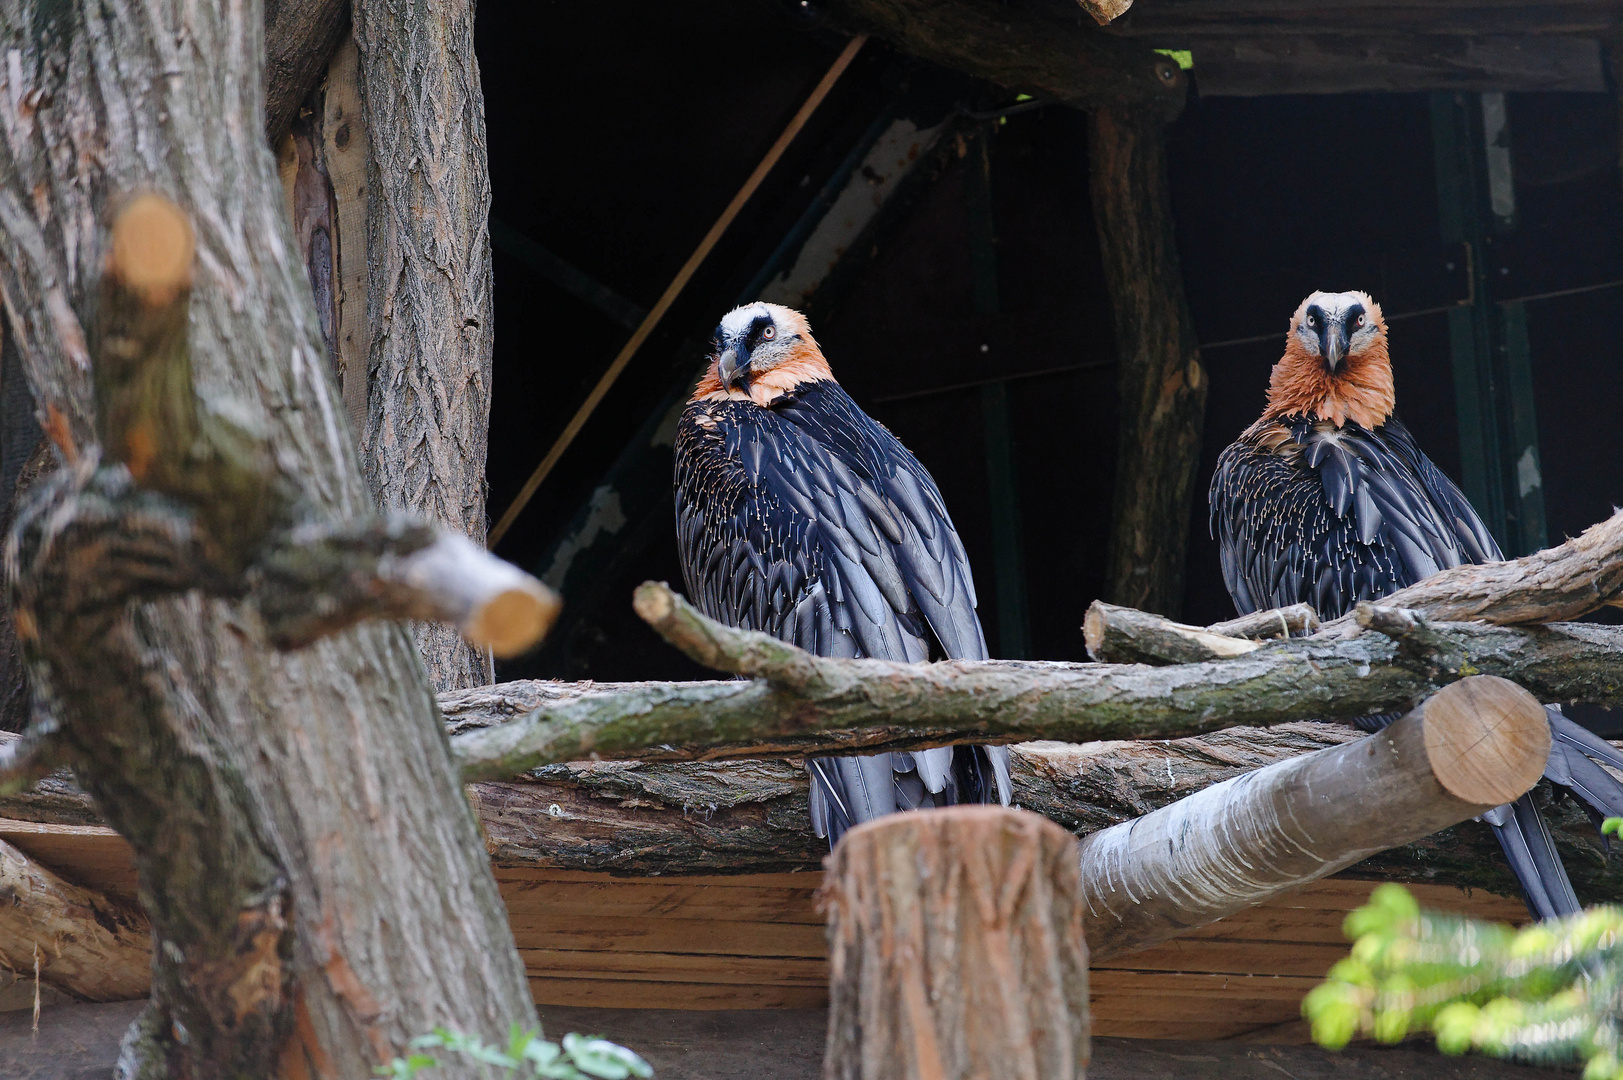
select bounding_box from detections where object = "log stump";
[821,805,1088,1080]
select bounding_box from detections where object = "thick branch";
[13,717,1613,901]
[1084,600,1268,664]
[1077,677,1550,961]
[0,837,151,1001]
[1319,507,1623,634]
[452,584,1623,777]
[253,516,559,656]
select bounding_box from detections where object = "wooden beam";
[823,807,1088,1079]
[1077,676,1549,962]
[818,0,1189,110]
[0,837,150,1002]
[1179,34,1607,96]
[1091,102,1206,617]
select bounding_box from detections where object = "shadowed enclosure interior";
[478,1,1623,720]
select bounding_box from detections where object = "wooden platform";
[0,818,1530,1041]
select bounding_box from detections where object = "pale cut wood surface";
[1076,677,1548,961]
[823,806,1089,1079]
[1423,675,1552,805]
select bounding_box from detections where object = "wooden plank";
[497,880,823,925]
[492,867,823,890]
[1185,34,1606,96]
[321,31,371,435]
[0,820,138,900]
[528,979,829,1011]
[1096,939,1349,978]
[518,950,828,986]
[509,917,827,958]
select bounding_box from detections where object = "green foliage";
[1305,877,1623,1078]
[379,1025,653,1080]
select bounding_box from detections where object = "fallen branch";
[1078,676,1550,961]
[0,837,151,1001]
[1084,600,1273,664]
[452,583,1623,777]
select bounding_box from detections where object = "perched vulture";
[674,302,1011,844]
[1211,289,1623,919]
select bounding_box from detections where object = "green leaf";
[1152,48,1194,70]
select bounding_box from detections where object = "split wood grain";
[823,806,1088,1080]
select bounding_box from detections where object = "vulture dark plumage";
[1211,289,1623,919]
[673,302,1011,845]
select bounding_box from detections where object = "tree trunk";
[1077,676,1549,961]
[0,3,535,1076]
[1090,103,1206,618]
[352,0,494,691]
[822,806,1090,1080]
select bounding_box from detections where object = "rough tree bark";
[352,0,494,691]
[822,806,1090,1080]
[0,6,536,1076]
[1077,676,1550,961]
[1090,102,1206,617]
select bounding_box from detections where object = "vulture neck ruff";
[1257,318,1395,432]
[694,341,835,407]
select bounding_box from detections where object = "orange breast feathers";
[693,335,835,407]
[1258,310,1395,431]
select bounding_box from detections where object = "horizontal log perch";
[0,837,151,1001]
[10,714,1620,904]
[252,517,560,657]
[451,582,1623,776]
[1077,677,1550,961]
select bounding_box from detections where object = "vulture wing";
[675,382,1010,841]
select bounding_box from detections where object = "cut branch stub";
[254,518,560,656]
[1076,675,1549,962]
[92,193,275,566]
[822,805,1089,1080]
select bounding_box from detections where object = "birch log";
[1077,676,1550,961]
[352,0,494,691]
[822,806,1089,1080]
[0,837,151,1002]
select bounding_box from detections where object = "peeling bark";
[1077,677,1549,960]
[352,0,494,691]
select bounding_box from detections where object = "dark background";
[476,1,1623,708]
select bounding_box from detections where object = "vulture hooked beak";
[718,346,749,389]
[1322,319,1350,370]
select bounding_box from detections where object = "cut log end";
[109,194,195,304]
[1077,0,1134,25]
[467,583,562,659]
[632,581,675,627]
[1423,675,1551,806]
